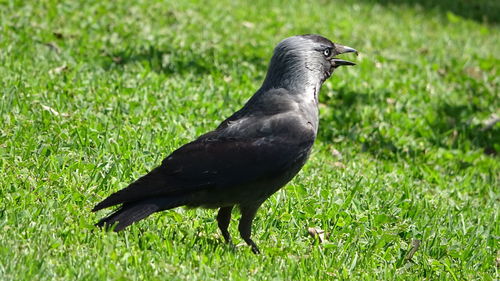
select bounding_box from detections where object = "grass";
[0,0,499,280]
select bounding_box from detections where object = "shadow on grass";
[361,0,500,24]
[317,89,409,160]
[427,103,499,155]
[318,87,498,160]
[103,46,214,75]
[102,45,268,77]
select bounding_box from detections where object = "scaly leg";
[238,203,262,254]
[217,206,234,245]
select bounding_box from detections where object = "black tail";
[92,166,170,212]
[95,197,186,231]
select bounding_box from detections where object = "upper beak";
[332,44,358,67]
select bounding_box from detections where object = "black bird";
[92,34,357,254]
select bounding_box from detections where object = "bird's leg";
[217,206,234,245]
[238,203,262,254]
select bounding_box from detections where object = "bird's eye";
[323,48,332,57]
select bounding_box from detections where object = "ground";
[0,0,499,280]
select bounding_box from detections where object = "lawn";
[0,0,498,280]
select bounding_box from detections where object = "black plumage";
[93,34,357,253]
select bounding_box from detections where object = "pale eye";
[323,48,332,57]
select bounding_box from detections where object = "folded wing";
[92,134,313,212]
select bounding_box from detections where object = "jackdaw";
[92,34,357,254]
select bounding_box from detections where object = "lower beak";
[332,58,356,66]
[332,44,358,67]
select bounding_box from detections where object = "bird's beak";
[332,44,358,67]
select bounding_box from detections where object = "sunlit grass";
[0,0,498,280]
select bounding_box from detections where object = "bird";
[92,34,357,254]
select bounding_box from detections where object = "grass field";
[1,0,499,280]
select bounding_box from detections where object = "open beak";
[331,44,358,67]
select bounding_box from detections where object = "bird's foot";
[224,237,235,248]
[251,244,261,254]
[245,239,260,254]
[221,231,233,244]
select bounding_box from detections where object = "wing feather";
[93,135,313,211]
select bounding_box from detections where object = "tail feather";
[92,166,169,212]
[95,197,186,231]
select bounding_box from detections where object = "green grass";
[1,0,499,280]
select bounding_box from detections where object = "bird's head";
[262,34,357,91]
